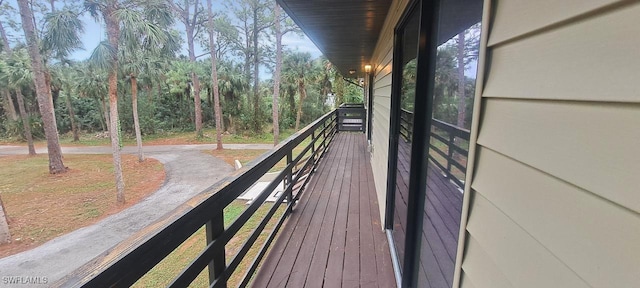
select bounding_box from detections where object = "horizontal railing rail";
[399,110,470,188]
[337,103,366,132]
[55,110,339,288]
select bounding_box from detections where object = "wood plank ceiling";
[277,0,393,78]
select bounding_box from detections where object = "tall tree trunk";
[15,89,35,155]
[64,91,79,141]
[0,10,11,243]
[100,94,110,134]
[207,0,222,150]
[295,79,306,131]
[103,4,125,204]
[272,2,282,145]
[17,0,66,174]
[186,26,202,136]
[2,90,17,121]
[0,21,18,121]
[287,87,295,121]
[131,75,144,162]
[0,195,9,244]
[243,19,251,83]
[252,7,261,133]
[456,32,466,128]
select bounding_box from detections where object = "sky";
[67,4,324,80]
[1,0,322,79]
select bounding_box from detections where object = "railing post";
[311,130,316,163]
[206,210,226,288]
[337,108,342,132]
[446,132,455,179]
[321,122,327,152]
[286,150,294,212]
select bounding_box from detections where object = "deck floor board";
[252,133,395,288]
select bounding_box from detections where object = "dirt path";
[0,144,271,286]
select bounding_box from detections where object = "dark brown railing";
[400,109,470,188]
[55,111,338,288]
[337,103,366,132]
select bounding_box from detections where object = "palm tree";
[72,63,109,133]
[16,0,67,174]
[119,4,175,162]
[283,51,312,131]
[217,62,247,133]
[51,63,80,141]
[81,0,174,203]
[1,49,36,155]
[80,0,128,203]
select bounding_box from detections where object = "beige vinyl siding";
[460,235,513,288]
[484,2,640,102]
[460,1,640,287]
[472,147,640,287]
[476,99,640,212]
[488,0,625,46]
[368,0,411,228]
[459,272,477,288]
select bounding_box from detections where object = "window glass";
[417,3,482,287]
[391,5,420,275]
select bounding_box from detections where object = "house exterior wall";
[457,1,640,287]
[369,0,411,228]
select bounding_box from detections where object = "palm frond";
[89,40,116,71]
[43,9,85,60]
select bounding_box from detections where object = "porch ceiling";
[279,0,483,78]
[277,0,393,78]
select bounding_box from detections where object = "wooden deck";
[253,133,396,288]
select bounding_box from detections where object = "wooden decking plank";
[253,134,341,287]
[266,135,346,287]
[369,168,396,288]
[359,136,378,288]
[303,134,354,288]
[252,133,395,287]
[322,133,355,287]
[343,134,362,287]
[286,133,350,287]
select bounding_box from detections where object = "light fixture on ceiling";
[349,69,356,75]
[364,64,372,73]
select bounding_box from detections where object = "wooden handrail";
[399,109,470,188]
[54,110,339,288]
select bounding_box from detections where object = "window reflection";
[418,20,482,288]
[391,7,420,275]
